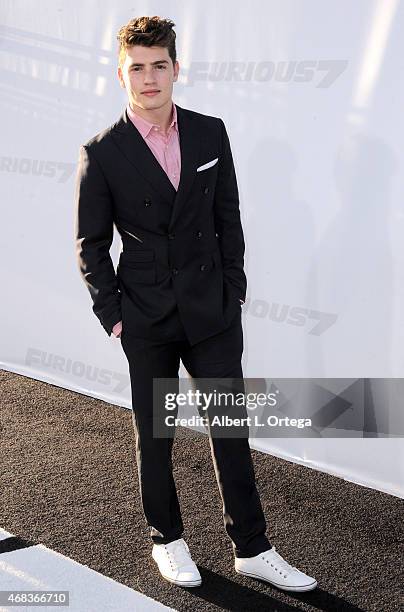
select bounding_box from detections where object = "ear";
[117,65,125,88]
[173,60,180,82]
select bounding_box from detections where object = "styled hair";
[117,16,176,67]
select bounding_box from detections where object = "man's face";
[118,45,179,111]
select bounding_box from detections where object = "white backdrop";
[1,0,403,498]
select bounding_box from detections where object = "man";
[74,15,317,592]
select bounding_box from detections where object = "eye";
[156,65,166,70]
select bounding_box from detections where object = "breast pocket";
[196,157,219,173]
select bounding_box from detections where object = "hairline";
[119,47,175,68]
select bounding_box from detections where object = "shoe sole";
[159,572,201,587]
[235,568,317,592]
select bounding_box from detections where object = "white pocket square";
[197,157,219,172]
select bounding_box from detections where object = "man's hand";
[112,320,122,338]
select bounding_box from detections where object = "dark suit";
[74,104,272,557]
[74,104,247,345]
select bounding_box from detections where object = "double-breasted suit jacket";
[74,104,247,346]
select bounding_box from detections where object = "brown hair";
[117,16,177,67]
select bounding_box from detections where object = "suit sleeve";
[214,119,247,301]
[74,144,122,336]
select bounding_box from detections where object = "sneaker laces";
[164,539,192,570]
[261,546,298,577]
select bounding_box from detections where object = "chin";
[149,97,168,108]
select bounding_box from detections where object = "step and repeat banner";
[1,0,403,497]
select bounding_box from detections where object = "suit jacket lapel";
[169,104,201,229]
[111,103,201,228]
[111,107,176,205]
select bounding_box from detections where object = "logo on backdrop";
[25,348,129,393]
[186,60,348,88]
[0,157,75,183]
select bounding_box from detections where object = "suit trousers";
[120,308,272,558]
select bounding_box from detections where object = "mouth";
[142,90,160,96]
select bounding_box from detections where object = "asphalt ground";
[1,369,402,611]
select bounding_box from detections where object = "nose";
[144,67,157,84]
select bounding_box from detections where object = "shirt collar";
[126,101,178,138]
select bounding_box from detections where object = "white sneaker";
[235,546,317,592]
[152,538,202,587]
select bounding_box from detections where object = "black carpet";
[0,369,402,611]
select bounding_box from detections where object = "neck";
[128,98,173,132]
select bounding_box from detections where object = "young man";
[74,16,317,592]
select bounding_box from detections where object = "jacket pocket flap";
[121,250,154,263]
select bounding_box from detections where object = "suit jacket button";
[144,198,152,206]
[172,268,179,275]
[200,264,207,271]
[196,231,202,238]
[168,232,175,239]
[203,187,209,194]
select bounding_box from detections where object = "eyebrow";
[128,60,169,67]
